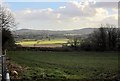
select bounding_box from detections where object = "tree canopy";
[82,25,120,51]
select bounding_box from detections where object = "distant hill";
[13,28,97,40]
[14,28,96,35]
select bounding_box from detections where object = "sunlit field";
[7,51,119,80]
[16,39,69,46]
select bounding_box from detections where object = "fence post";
[2,55,6,81]
[6,70,10,81]
[1,51,10,81]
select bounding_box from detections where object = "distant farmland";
[16,38,69,47]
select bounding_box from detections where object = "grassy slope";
[7,51,118,80]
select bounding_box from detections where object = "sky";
[1,0,118,30]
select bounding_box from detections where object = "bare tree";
[88,24,119,51]
[0,4,15,54]
[68,37,81,50]
[0,5,15,29]
[117,28,120,51]
[106,24,118,50]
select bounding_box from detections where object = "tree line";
[69,25,120,51]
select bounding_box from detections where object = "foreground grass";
[7,51,119,80]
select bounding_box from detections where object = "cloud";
[56,1,97,17]
[16,8,57,21]
[101,14,118,25]
[59,6,66,9]
[14,1,118,30]
[112,8,118,13]
[96,0,119,2]
[96,8,108,15]
[91,2,118,8]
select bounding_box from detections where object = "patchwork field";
[16,39,68,47]
[7,51,119,80]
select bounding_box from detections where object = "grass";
[16,39,68,45]
[7,51,119,80]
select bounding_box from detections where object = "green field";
[7,51,119,80]
[16,39,68,46]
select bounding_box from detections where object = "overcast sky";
[3,0,118,30]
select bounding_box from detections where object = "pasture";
[7,51,119,80]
